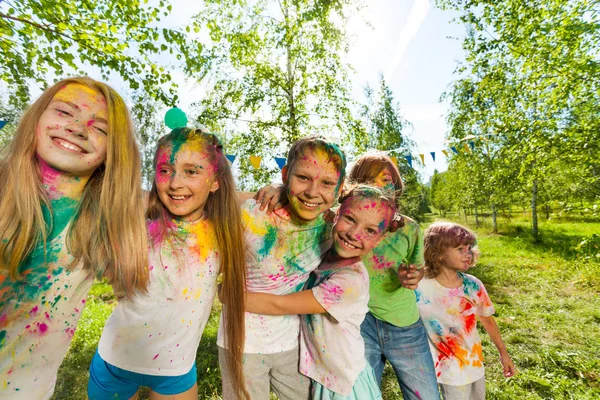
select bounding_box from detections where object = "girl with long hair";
[88,128,248,399]
[0,77,149,399]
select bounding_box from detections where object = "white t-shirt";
[300,258,370,396]
[0,224,93,400]
[218,200,331,354]
[416,273,495,385]
[98,218,219,375]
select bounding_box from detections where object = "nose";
[304,180,318,198]
[169,172,184,190]
[65,120,88,139]
[346,225,361,241]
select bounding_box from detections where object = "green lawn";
[53,217,600,399]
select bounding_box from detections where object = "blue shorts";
[88,350,197,399]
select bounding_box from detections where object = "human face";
[36,84,108,178]
[283,148,342,223]
[440,244,475,272]
[332,196,393,259]
[373,167,396,192]
[155,141,220,222]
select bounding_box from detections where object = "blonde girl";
[0,77,148,399]
[88,128,248,400]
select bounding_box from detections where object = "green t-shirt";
[361,216,424,327]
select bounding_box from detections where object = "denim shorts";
[87,350,197,399]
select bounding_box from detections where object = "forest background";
[1,0,598,399]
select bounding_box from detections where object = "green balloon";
[164,107,188,129]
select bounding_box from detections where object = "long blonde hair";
[0,77,149,298]
[146,128,249,399]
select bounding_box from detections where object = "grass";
[52,217,600,399]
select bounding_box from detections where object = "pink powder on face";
[30,306,39,315]
[86,119,95,127]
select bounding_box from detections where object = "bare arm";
[479,315,516,377]
[246,290,326,315]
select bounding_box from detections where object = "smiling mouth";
[53,138,86,153]
[299,199,321,209]
[339,237,360,250]
[169,194,190,201]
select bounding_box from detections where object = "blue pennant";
[226,154,236,164]
[275,157,287,170]
[405,155,413,168]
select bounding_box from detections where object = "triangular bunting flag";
[0,120,7,130]
[441,149,449,157]
[226,154,236,164]
[390,156,398,166]
[430,152,436,162]
[405,155,413,168]
[275,157,287,170]
[469,141,475,151]
[419,154,425,165]
[463,143,471,153]
[249,155,262,170]
[451,146,459,154]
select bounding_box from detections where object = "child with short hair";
[416,222,516,400]
[245,185,398,400]
[218,135,346,400]
[0,77,149,399]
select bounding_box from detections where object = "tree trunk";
[546,204,550,220]
[532,179,539,241]
[474,205,480,227]
[491,202,498,233]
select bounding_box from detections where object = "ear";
[210,179,220,193]
[281,165,289,185]
[335,180,344,198]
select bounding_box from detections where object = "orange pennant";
[249,155,262,170]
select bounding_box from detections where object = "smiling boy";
[217,135,346,400]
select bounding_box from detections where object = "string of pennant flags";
[223,133,498,170]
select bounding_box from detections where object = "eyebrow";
[52,100,108,124]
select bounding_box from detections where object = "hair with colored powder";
[423,222,479,279]
[337,184,398,232]
[0,77,149,298]
[146,127,249,399]
[286,135,347,186]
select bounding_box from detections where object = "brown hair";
[0,77,148,298]
[423,222,478,278]
[146,127,249,399]
[286,135,347,186]
[349,152,405,228]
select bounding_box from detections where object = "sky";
[18,0,466,180]
[162,0,467,180]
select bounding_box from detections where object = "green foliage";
[192,0,361,189]
[435,0,600,238]
[0,86,27,145]
[0,0,205,103]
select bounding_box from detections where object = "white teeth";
[170,195,187,200]
[55,138,84,153]
[300,199,319,208]
[341,239,357,249]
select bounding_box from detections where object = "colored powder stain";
[153,354,160,360]
[0,330,6,349]
[416,391,422,399]
[257,225,278,258]
[38,323,48,334]
[30,305,39,315]
[86,119,95,127]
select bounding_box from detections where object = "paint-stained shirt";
[0,201,93,400]
[218,199,331,354]
[362,216,424,327]
[300,258,370,396]
[98,218,219,375]
[416,273,495,385]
